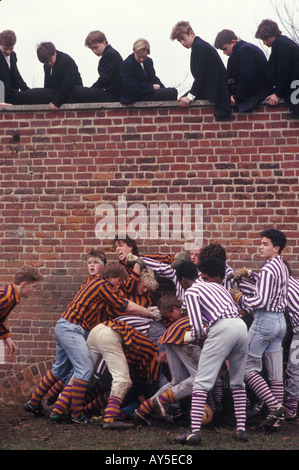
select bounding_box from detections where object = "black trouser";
[72,85,119,103]
[7,88,55,105]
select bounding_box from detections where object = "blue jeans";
[52,318,94,382]
[245,310,286,380]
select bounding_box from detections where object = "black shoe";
[173,430,202,445]
[234,429,248,442]
[50,411,66,423]
[259,405,285,429]
[131,409,152,426]
[23,400,44,417]
[102,420,134,430]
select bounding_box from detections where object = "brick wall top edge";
[0,99,278,113]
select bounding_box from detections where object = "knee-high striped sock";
[43,379,64,400]
[245,372,279,411]
[207,392,215,412]
[137,398,154,416]
[232,389,247,432]
[30,369,59,407]
[159,389,177,406]
[70,378,89,419]
[51,384,72,415]
[191,388,208,433]
[285,396,298,417]
[84,392,108,415]
[104,396,122,423]
[270,380,284,405]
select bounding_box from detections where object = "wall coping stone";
[0,99,275,113]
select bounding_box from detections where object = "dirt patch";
[0,401,298,453]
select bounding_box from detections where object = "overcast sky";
[1,0,282,94]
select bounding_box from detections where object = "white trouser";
[87,324,132,399]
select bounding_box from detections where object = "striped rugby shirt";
[61,274,128,331]
[184,279,241,340]
[95,316,160,383]
[0,283,20,340]
[286,276,299,330]
[239,255,289,313]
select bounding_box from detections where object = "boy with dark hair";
[36,41,83,110]
[172,259,249,445]
[255,19,299,117]
[230,228,289,429]
[72,30,123,103]
[0,29,53,105]
[214,29,272,112]
[170,21,231,119]
[0,265,43,355]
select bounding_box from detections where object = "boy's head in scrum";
[85,30,108,57]
[36,42,57,67]
[14,265,44,299]
[170,21,195,49]
[259,228,287,260]
[158,294,183,324]
[136,268,159,296]
[100,261,128,288]
[176,257,225,289]
[214,29,239,56]
[114,235,139,262]
[86,248,106,277]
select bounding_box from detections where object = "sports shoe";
[71,413,90,425]
[259,404,285,428]
[132,409,152,426]
[152,397,173,423]
[285,412,297,421]
[173,430,202,445]
[247,400,264,419]
[23,400,44,417]
[102,420,134,430]
[234,429,248,442]
[50,411,66,423]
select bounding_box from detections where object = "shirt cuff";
[187,93,196,101]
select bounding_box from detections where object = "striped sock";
[104,396,122,423]
[159,389,177,406]
[70,378,89,419]
[84,392,108,414]
[270,380,284,405]
[191,388,207,433]
[30,369,59,407]
[44,379,64,400]
[137,398,154,417]
[213,379,223,406]
[232,389,247,431]
[245,372,279,411]
[285,396,298,417]
[51,384,72,415]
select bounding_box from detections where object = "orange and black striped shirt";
[0,283,20,340]
[103,319,160,383]
[62,274,128,331]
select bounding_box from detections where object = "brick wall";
[0,100,298,403]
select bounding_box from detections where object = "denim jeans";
[245,310,286,380]
[52,318,94,382]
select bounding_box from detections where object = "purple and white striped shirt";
[239,255,289,313]
[142,256,234,301]
[184,279,240,340]
[286,276,299,330]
